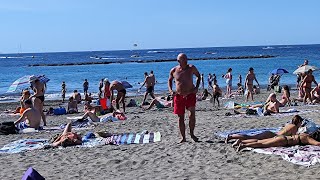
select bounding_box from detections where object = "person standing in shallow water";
[168,53,201,143]
[61,81,66,103]
[83,79,89,95]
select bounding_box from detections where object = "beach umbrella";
[293,65,318,74]
[121,81,133,89]
[270,68,289,75]
[7,75,50,93]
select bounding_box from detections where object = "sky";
[0,0,319,53]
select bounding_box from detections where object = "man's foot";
[225,134,231,144]
[191,135,199,142]
[232,139,241,148]
[179,138,187,143]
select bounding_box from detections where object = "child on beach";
[212,80,222,107]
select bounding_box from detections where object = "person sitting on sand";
[110,80,126,113]
[311,83,320,104]
[227,83,244,98]
[225,115,303,144]
[16,90,31,115]
[67,96,78,114]
[14,99,41,131]
[212,80,222,107]
[197,89,212,101]
[253,85,260,94]
[279,85,291,107]
[79,110,126,122]
[234,130,320,152]
[51,122,82,147]
[143,95,173,110]
[263,93,280,115]
[72,90,82,104]
[84,93,93,104]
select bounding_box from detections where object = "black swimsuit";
[36,95,45,103]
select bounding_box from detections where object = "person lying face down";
[225,115,304,144]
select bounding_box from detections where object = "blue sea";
[1,44,320,102]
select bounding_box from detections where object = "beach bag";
[245,109,257,115]
[53,107,67,115]
[0,122,17,135]
[21,167,45,180]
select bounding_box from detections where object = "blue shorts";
[15,122,30,131]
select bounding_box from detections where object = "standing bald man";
[168,53,201,143]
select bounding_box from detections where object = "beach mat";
[216,128,320,166]
[0,131,161,153]
[104,131,161,145]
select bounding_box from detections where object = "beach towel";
[104,131,161,145]
[60,119,92,129]
[0,132,161,153]
[216,128,320,166]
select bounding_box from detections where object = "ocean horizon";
[1,44,320,102]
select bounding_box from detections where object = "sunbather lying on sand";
[234,132,320,152]
[79,110,126,122]
[225,115,303,144]
[51,122,82,147]
[142,96,173,110]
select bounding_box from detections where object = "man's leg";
[121,94,126,113]
[188,107,198,142]
[178,114,186,143]
[142,92,148,105]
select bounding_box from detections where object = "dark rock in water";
[28,55,276,67]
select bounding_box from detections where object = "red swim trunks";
[174,93,196,115]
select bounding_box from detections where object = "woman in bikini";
[279,85,291,107]
[225,115,304,144]
[51,122,82,147]
[29,75,47,126]
[300,69,317,104]
[245,67,260,102]
[235,131,320,152]
[224,68,233,97]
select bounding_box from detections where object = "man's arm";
[14,111,27,125]
[168,68,175,95]
[139,77,147,89]
[244,75,249,89]
[254,75,260,86]
[192,65,201,91]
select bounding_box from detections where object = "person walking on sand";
[149,70,156,86]
[61,81,66,103]
[245,67,260,102]
[207,73,213,90]
[139,72,156,105]
[168,53,201,143]
[110,80,126,113]
[83,79,89,95]
[238,74,242,85]
[29,75,47,126]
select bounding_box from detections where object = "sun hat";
[29,75,38,82]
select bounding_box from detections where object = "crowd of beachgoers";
[1,54,320,179]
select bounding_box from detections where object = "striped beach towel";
[105,132,161,145]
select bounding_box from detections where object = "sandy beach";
[0,90,320,179]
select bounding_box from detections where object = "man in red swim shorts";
[168,53,201,143]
